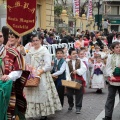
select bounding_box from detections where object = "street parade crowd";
[0,26,120,120]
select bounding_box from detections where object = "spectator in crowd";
[103,19,109,36]
[60,29,66,39]
[76,29,81,37]
[46,33,56,44]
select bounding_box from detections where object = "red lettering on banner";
[73,0,80,15]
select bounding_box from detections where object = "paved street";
[113,103,120,120]
[49,88,108,120]
[28,87,119,120]
[48,87,119,120]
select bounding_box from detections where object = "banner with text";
[87,0,93,19]
[73,0,80,16]
[7,0,36,36]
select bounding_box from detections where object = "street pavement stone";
[48,88,108,120]
[28,87,120,120]
[113,103,120,120]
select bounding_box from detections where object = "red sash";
[72,74,86,87]
[108,76,120,82]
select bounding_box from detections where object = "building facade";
[103,0,120,31]
[0,0,54,31]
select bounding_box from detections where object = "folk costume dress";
[0,46,29,120]
[91,62,105,89]
[24,46,62,118]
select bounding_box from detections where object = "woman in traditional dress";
[24,34,62,120]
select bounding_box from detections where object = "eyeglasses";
[0,35,3,38]
[32,40,39,42]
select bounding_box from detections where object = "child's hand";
[51,61,54,66]
[110,76,116,81]
[72,70,77,74]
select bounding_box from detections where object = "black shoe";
[68,104,74,111]
[98,89,102,94]
[76,108,81,114]
[102,116,112,120]
[68,106,73,111]
[96,89,99,93]
[96,89,102,94]
[40,116,47,120]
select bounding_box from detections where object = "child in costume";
[66,48,87,114]
[103,42,120,120]
[91,54,105,93]
[52,48,66,106]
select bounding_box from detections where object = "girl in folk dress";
[91,54,105,93]
[24,34,62,120]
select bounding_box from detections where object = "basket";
[25,77,40,87]
[62,80,82,90]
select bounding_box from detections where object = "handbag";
[25,64,40,87]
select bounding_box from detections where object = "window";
[111,6,119,15]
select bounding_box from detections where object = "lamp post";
[98,0,100,30]
[95,0,103,30]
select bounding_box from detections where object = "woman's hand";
[38,69,44,76]
[20,46,26,56]
[1,75,10,82]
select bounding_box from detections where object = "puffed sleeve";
[42,50,52,72]
[76,60,87,76]
[105,55,113,77]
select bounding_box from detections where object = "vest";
[68,59,85,86]
[52,58,66,87]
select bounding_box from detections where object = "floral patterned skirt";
[24,72,62,118]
